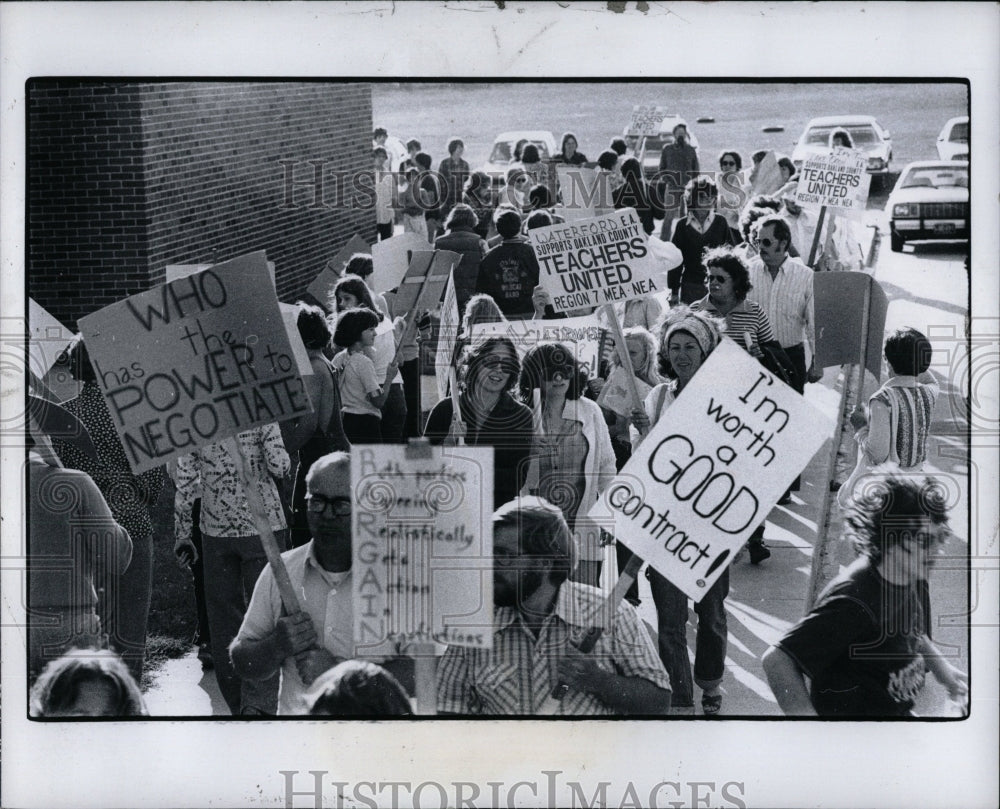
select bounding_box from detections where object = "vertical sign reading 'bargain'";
[78,251,312,474]
[590,340,831,601]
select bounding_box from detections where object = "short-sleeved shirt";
[333,350,382,417]
[436,581,670,715]
[776,558,927,717]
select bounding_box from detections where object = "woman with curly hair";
[30,649,147,717]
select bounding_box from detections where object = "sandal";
[702,692,723,715]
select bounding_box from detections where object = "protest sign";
[470,313,603,380]
[371,231,431,295]
[814,272,888,381]
[27,298,80,402]
[434,270,461,402]
[166,260,276,286]
[305,233,371,310]
[555,165,614,221]
[597,366,652,418]
[277,303,314,377]
[78,251,312,474]
[628,104,668,137]
[749,151,784,197]
[372,315,397,377]
[591,339,832,601]
[391,250,461,315]
[529,208,663,313]
[351,443,494,652]
[794,147,870,214]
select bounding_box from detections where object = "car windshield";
[948,122,968,142]
[804,124,880,146]
[899,166,969,189]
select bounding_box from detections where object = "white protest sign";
[78,251,312,474]
[555,165,614,222]
[596,366,652,418]
[305,233,370,310]
[591,339,832,601]
[351,444,494,652]
[27,298,80,402]
[470,313,603,380]
[529,208,663,313]
[277,303,314,376]
[435,270,461,402]
[749,151,784,197]
[628,104,668,136]
[371,231,431,295]
[794,147,870,215]
[371,316,397,377]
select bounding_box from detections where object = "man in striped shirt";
[436,498,672,715]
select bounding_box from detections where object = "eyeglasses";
[758,237,779,248]
[482,355,516,372]
[708,274,731,283]
[720,160,737,168]
[306,494,352,517]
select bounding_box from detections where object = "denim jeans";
[647,566,729,707]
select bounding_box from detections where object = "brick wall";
[28,80,374,329]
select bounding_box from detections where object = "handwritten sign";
[351,444,494,651]
[305,233,371,310]
[794,147,870,214]
[628,105,669,137]
[371,231,431,295]
[591,340,831,601]
[529,208,662,313]
[166,261,275,286]
[470,313,603,380]
[78,251,312,474]
[749,151,784,198]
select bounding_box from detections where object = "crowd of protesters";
[23,124,963,719]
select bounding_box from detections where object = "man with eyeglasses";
[231,451,406,714]
[762,475,967,716]
[436,497,671,715]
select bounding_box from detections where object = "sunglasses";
[708,274,730,283]
[481,356,517,373]
[544,365,575,380]
[758,237,780,248]
[720,160,737,168]
[306,494,352,517]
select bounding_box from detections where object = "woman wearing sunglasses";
[423,337,534,509]
[518,342,616,588]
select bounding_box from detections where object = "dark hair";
[525,210,553,231]
[521,143,540,164]
[597,150,619,171]
[703,247,752,299]
[884,328,933,377]
[619,156,643,182]
[560,132,579,158]
[464,170,491,198]
[609,137,628,156]
[718,150,743,171]
[845,474,950,564]
[444,202,478,232]
[756,214,792,248]
[331,274,380,315]
[513,139,529,162]
[830,128,854,149]
[372,147,387,159]
[447,138,464,156]
[776,155,797,178]
[493,497,574,586]
[739,206,773,243]
[461,294,505,332]
[495,209,523,240]
[333,307,380,349]
[343,253,373,279]
[746,194,782,213]
[308,660,412,716]
[683,175,719,208]
[414,151,433,171]
[406,138,421,152]
[751,149,768,165]
[461,336,520,395]
[373,128,387,140]
[527,183,553,210]
[296,302,332,350]
[29,649,146,717]
[518,342,584,402]
[65,335,95,383]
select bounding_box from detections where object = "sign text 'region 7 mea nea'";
[78,252,312,474]
[529,208,662,313]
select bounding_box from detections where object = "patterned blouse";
[174,424,290,542]
[54,381,166,541]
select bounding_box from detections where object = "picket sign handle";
[221,436,302,616]
[390,250,439,368]
[412,642,438,715]
[806,205,828,269]
[539,553,646,714]
[601,304,647,436]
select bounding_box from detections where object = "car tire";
[890,230,904,253]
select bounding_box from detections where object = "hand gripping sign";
[528,208,663,314]
[590,340,832,601]
[78,251,312,475]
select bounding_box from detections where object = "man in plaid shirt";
[437,497,671,715]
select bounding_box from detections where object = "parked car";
[791,115,893,182]
[479,130,558,186]
[886,160,968,252]
[629,115,700,180]
[936,116,969,161]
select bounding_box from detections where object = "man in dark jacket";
[474,209,540,319]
